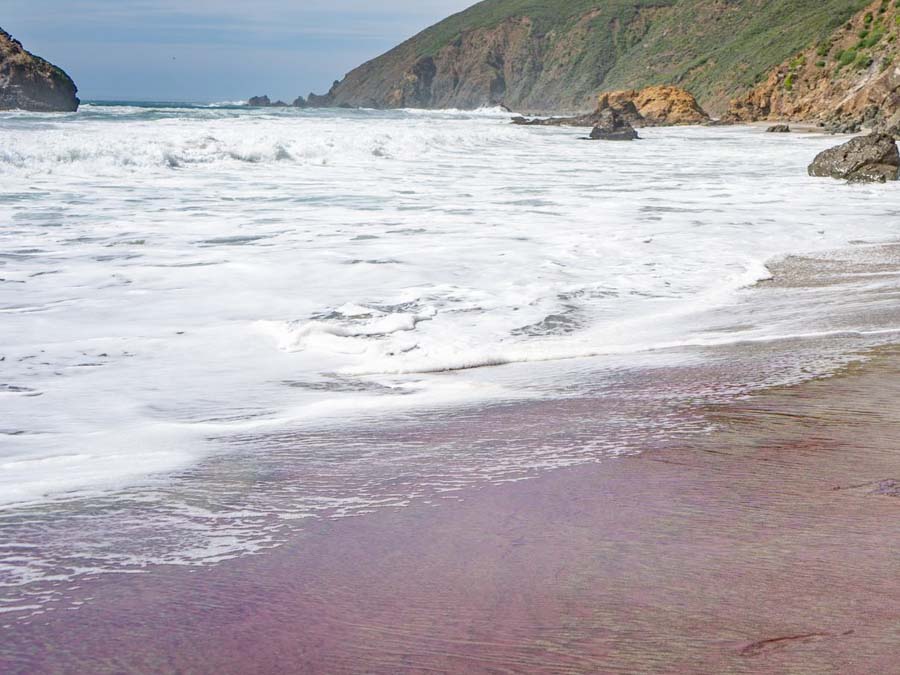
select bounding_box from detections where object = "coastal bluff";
[0,28,79,112]
[725,0,900,135]
[305,0,870,114]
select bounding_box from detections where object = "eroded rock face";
[0,28,78,112]
[598,86,709,126]
[724,1,900,132]
[808,133,900,182]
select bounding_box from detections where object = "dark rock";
[0,28,79,112]
[511,107,629,128]
[247,95,271,107]
[808,133,900,182]
[292,96,308,108]
[588,109,638,141]
[590,126,639,141]
[766,124,791,133]
[271,100,288,107]
[306,91,335,108]
[511,112,599,127]
[876,110,900,139]
[596,98,645,128]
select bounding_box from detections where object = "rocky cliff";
[726,0,900,133]
[312,0,870,115]
[0,28,79,112]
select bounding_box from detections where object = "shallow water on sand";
[2,104,900,621]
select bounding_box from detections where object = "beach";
[4,343,900,673]
[3,105,900,673]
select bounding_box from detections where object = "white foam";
[3,108,900,508]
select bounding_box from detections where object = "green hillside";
[321,0,871,113]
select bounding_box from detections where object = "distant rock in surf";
[808,133,899,183]
[766,124,791,133]
[588,108,638,141]
[0,28,79,112]
[246,96,297,108]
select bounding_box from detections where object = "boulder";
[0,28,79,112]
[766,124,791,133]
[292,96,308,108]
[247,95,271,107]
[589,108,638,141]
[808,134,900,183]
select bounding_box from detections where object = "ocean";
[2,102,900,620]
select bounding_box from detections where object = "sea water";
[2,103,900,618]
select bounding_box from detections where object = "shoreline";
[5,346,900,673]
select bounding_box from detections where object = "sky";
[3,1,476,102]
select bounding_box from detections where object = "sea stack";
[0,28,79,112]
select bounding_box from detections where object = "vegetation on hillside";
[327,0,873,113]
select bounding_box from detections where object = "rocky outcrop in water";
[808,133,899,182]
[766,125,791,133]
[247,95,308,108]
[0,28,79,112]
[512,86,706,129]
[589,109,638,141]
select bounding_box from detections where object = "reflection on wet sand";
[5,347,900,673]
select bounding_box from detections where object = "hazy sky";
[4,1,476,101]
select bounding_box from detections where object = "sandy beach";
[4,343,900,673]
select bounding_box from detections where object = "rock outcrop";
[725,0,900,133]
[766,125,791,133]
[597,86,708,126]
[308,0,870,114]
[808,133,900,182]
[589,109,638,141]
[0,28,78,112]
[512,86,706,129]
[247,95,309,108]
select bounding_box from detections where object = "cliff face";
[0,28,79,112]
[726,0,900,132]
[315,0,870,115]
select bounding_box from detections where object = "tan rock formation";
[598,86,709,126]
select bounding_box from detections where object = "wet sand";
[6,348,900,673]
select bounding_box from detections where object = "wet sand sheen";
[5,348,900,673]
